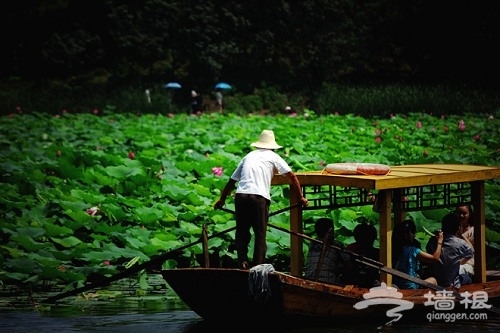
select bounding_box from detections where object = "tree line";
[1,0,499,102]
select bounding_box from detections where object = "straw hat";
[250,130,282,149]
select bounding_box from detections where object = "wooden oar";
[268,223,500,315]
[42,225,237,304]
[217,202,302,218]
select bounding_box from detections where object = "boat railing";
[301,182,472,213]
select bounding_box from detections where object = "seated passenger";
[426,212,474,289]
[392,219,444,289]
[305,218,346,284]
[344,222,380,287]
[455,204,475,275]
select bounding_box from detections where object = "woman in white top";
[456,204,474,275]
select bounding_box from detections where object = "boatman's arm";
[284,171,309,207]
[214,178,237,209]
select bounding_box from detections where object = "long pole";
[42,225,236,303]
[43,204,300,303]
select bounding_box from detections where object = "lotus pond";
[1,109,499,296]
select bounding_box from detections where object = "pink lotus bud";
[458,120,466,132]
[423,150,428,157]
[211,167,223,176]
[128,151,135,159]
[86,207,99,216]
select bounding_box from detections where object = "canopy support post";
[378,189,393,285]
[290,185,303,276]
[471,180,486,283]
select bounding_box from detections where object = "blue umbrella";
[165,82,182,89]
[215,82,232,90]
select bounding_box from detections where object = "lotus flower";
[86,206,99,216]
[458,120,466,132]
[212,167,223,176]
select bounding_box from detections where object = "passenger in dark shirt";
[344,222,380,288]
[305,218,347,283]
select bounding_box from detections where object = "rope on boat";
[248,264,275,302]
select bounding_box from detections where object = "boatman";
[214,130,308,269]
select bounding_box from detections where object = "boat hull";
[162,268,500,325]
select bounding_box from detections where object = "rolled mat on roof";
[322,163,391,175]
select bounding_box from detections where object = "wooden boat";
[163,268,500,326]
[162,164,500,325]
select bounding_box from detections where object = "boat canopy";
[271,164,500,284]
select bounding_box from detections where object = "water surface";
[1,275,499,333]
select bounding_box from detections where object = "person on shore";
[304,218,347,283]
[426,212,474,288]
[190,90,203,114]
[214,130,308,269]
[392,219,444,289]
[215,88,223,112]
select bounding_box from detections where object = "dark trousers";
[234,193,270,267]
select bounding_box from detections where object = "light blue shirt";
[394,245,422,289]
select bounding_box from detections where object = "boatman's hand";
[214,199,224,210]
[300,197,309,207]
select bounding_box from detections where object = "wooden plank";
[472,181,486,283]
[487,270,500,281]
[379,190,392,285]
[289,186,302,276]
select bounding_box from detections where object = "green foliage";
[2,2,500,116]
[314,84,500,117]
[0,108,499,291]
